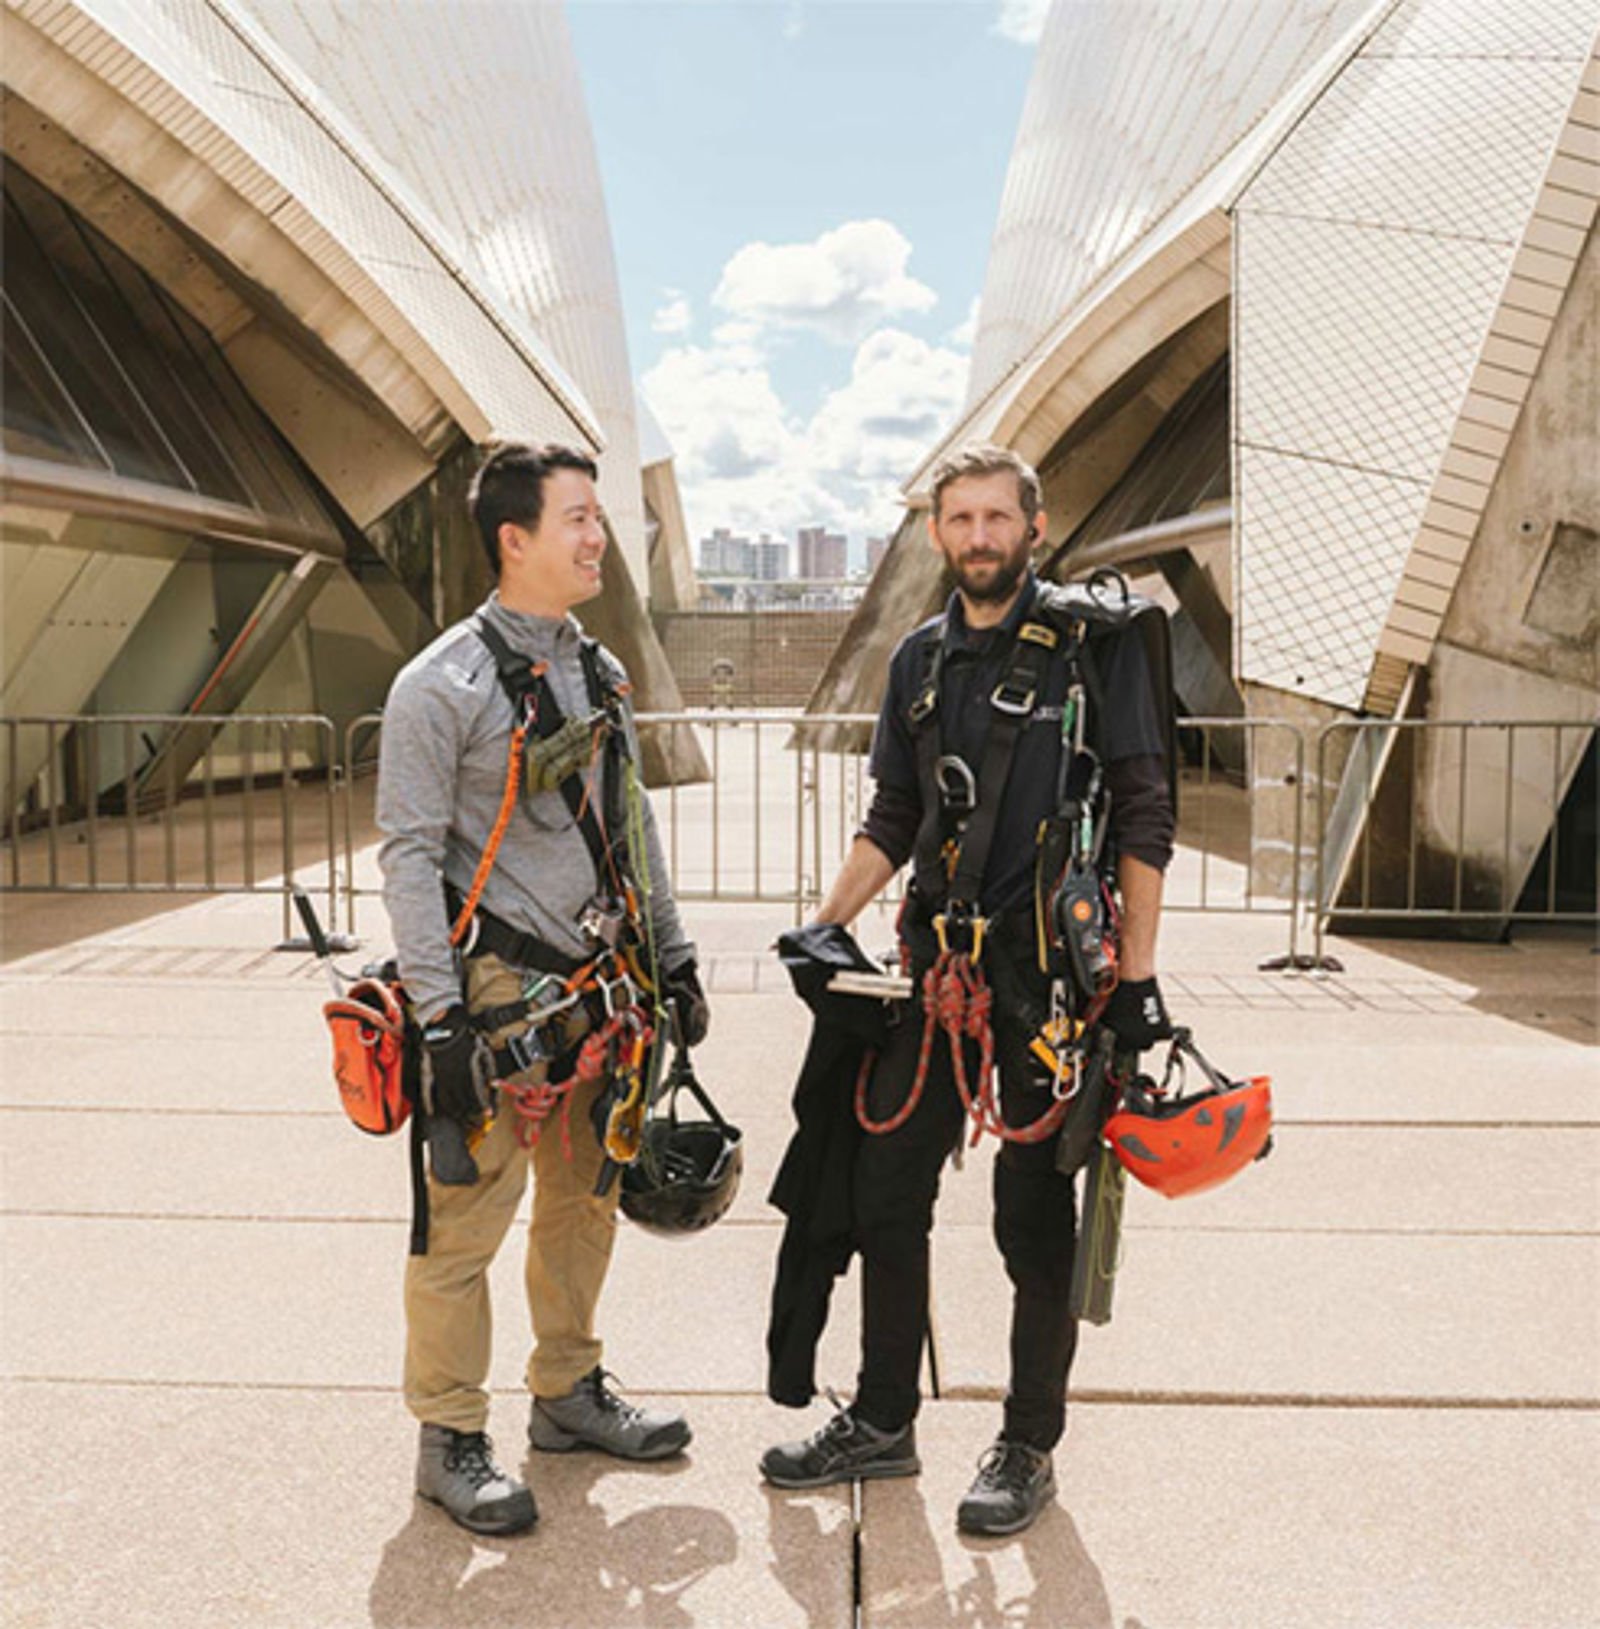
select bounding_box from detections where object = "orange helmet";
[1103,1030,1271,1198]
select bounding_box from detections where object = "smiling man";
[377,442,709,1537]
[760,444,1176,1537]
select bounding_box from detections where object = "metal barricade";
[1311,716,1597,960]
[1170,716,1306,961]
[20,708,1592,962]
[1,712,339,940]
[634,710,883,922]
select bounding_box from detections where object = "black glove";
[1102,976,1174,1053]
[420,1003,485,1186]
[661,959,710,1047]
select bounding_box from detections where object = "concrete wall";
[654,612,855,710]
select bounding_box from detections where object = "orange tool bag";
[324,978,413,1135]
[296,889,418,1138]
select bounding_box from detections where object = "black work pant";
[852,998,1079,1451]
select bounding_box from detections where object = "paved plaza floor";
[1,878,1595,1628]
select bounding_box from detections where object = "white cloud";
[713,219,937,346]
[809,329,968,488]
[642,325,969,547]
[993,0,1049,46]
[651,291,692,335]
[946,295,981,348]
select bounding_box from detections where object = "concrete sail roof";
[230,0,650,586]
[966,0,1387,412]
[5,0,604,465]
[906,0,1386,503]
[1233,0,1600,710]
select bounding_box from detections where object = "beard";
[951,544,1030,605]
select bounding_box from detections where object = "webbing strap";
[474,616,618,888]
[912,623,1064,913]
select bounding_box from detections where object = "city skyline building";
[797,525,848,581]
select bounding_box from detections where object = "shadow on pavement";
[368,1455,738,1629]
[866,1480,1113,1629]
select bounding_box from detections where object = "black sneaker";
[415,1424,537,1536]
[760,1394,920,1489]
[956,1438,1055,1536]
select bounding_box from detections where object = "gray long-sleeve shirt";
[377,593,692,1019]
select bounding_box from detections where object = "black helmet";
[620,1058,743,1237]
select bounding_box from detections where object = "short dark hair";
[928,443,1042,527]
[468,442,599,573]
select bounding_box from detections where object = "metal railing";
[329,710,1311,941]
[5,709,1594,960]
[2,712,339,940]
[1312,717,1596,961]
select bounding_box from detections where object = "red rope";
[855,949,1076,1147]
[499,1006,647,1161]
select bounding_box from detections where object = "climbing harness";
[855,572,1172,1149]
[454,616,666,1192]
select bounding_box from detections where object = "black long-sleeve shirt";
[860,575,1174,913]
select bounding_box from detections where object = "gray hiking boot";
[760,1395,920,1489]
[529,1367,691,1460]
[956,1438,1055,1536]
[415,1424,537,1536]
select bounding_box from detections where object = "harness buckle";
[909,685,937,724]
[578,897,626,950]
[934,754,977,815]
[990,678,1036,716]
[504,1027,549,1075]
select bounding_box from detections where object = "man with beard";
[760,444,1175,1536]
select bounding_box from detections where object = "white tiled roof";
[967,0,1383,408]
[14,0,602,459]
[226,0,647,580]
[1233,0,1597,708]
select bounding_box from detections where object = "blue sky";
[568,0,1042,555]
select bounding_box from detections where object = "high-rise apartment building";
[753,534,790,581]
[700,527,754,577]
[797,525,848,580]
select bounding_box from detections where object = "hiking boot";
[760,1394,920,1489]
[956,1438,1055,1537]
[415,1424,537,1536]
[529,1367,691,1460]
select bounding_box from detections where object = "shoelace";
[446,1431,503,1490]
[810,1388,863,1450]
[583,1368,643,1424]
[975,1441,1041,1492]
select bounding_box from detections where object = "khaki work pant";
[404,953,618,1432]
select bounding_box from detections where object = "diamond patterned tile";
[1237,447,1430,706]
[1236,213,1510,481]
[1367,0,1599,60]
[966,0,1377,403]
[1239,56,1580,244]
